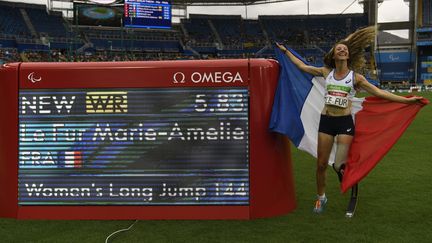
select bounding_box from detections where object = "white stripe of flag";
[64,151,82,168]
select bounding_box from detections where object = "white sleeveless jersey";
[324,69,356,108]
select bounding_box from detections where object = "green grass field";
[1,92,431,243]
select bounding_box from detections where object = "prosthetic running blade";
[345,183,358,218]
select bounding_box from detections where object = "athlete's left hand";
[406,96,426,105]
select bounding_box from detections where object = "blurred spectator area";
[0,0,368,63]
[79,27,182,52]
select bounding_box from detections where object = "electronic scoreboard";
[18,88,249,205]
[0,59,296,219]
[124,0,172,29]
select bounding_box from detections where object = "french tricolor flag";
[60,151,83,168]
[269,47,428,192]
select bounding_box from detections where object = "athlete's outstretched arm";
[275,43,329,77]
[355,74,423,104]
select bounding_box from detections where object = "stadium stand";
[0,1,369,65]
[207,15,242,49]
[242,19,267,47]
[25,6,69,38]
[0,4,31,37]
[422,0,431,26]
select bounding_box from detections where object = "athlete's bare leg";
[316,132,334,196]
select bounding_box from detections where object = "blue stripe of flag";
[269,47,314,147]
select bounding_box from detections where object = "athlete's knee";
[317,161,328,172]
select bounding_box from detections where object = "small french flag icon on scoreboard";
[62,151,83,168]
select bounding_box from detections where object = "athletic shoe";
[313,196,328,214]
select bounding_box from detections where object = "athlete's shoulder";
[321,67,332,79]
[353,73,367,86]
[354,72,366,81]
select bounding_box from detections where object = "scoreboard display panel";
[0,59,297,220]
[18,88,249,205]
[124,0,172,29]
[74,3,123,27]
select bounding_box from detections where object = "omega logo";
[173,71,244,84]
[173,72,186,83]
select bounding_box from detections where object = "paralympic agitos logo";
[27,72,42,83]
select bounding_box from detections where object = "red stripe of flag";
[342,96,429,192]
[74,151,82,168]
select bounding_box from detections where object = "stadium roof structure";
[171,0,296,6]
[49,0,295,5]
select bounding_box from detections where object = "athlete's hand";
[405,96,425,105]
[275,42,287,53]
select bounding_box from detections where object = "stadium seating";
[0,4,31,37]
[25,7,69,38]
[209,15,242,48]
[260,16,306,45]
[0,1,369,64]
[423,0,431,26]
[182,15,217,47]
[242,19,267,48]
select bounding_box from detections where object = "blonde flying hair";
[323,26,376,74]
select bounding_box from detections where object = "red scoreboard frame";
[0,59,296,219]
